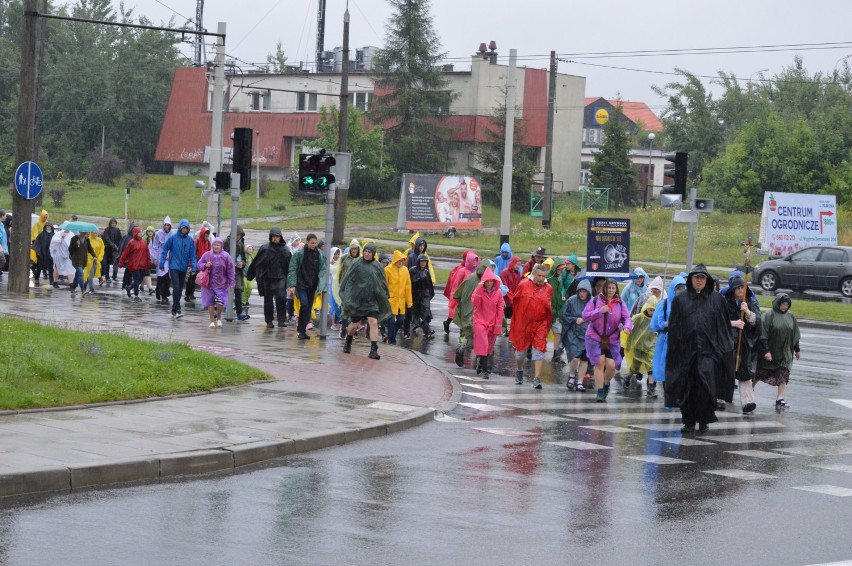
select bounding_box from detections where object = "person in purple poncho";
[198,237,235,328]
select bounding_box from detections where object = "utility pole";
[9,0,39,294]
[315,0,327,72]
[194,0,204,66]
[207,22,226,234]
[332,3,350,244]
[500,49,517,246]
[541,50,556,229]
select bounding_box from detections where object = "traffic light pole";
[319,184,335,340]
[225,185,240,322]
[685,187,698,272]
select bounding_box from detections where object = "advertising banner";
[758,192,837,257]
[398,174,483,231]
[586,218,631,278]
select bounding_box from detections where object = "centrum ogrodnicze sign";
[586,218,631,278]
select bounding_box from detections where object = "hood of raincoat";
[360,237,377,249]
[391,249,407,266]
[648,276,664,291]
[212,237,224,248]
[108,217,117,226]
[162,216,172,228]
[633,266,648,282]
[330,246,341,262]
[542,257,555,271]
[667,274,687,298]
[687,263,716,295]
[475,262,488,279]
[465,253,480,271]
[363,242,377,260]
[508,255,522,270]
[417,253,429,263]
[565,253,581,270]
[499,242,512,257]
[269,227,283,241]
[773,293,792,312]
[132,226,143,238]
[408,231,420,248]
[177,219,191,235]
[480,267,501,288]
[413,237,427,254]
[39,209,49,222]
[641,294,659,316]
[42,223,53,234]
[576,278,593,297]
[348,238,361,255]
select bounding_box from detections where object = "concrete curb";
[797,319,852,333]
[0,407,436,499]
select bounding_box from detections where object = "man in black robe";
[665,264,735,434]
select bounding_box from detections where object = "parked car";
[752,245,852,298]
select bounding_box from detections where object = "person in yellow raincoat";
[624,294,659,394]
[83,230,105,293]
[384,249,412,344]
[30,208,49,278]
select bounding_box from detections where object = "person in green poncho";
[754,293,801,409]
[340,242,391,360]
[452,261,489,368]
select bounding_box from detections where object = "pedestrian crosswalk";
[445,375,852,498]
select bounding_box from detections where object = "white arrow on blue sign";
[14,161,43,200]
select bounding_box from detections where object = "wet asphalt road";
[1,296,850,565]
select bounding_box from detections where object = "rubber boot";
[368,341,380,360]
[483,355,491,380]
[475,356,482,375]
[343,334,353,354]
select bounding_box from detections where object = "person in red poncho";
[500,255,523,336]
[509,263,552,389]
[442,250,472,334]
[471,267,504,378]
[118,226,150,301]
[445,252,479,332]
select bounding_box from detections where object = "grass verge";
[0,317,269,410]
[756,295,852,324]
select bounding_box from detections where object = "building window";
[348,91,373,112]
[250,92,271,111]
[297,92,318,112]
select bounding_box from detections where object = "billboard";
[586,218,631,278]
[758,192,837,257]
[397,174,483,231]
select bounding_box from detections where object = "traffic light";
[232,127,253,191]
[662,151,688,199]
[298,150,336,190]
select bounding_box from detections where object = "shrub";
[48,188,66,208]
[86,148,125,186]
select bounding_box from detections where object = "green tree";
[652,69,725,182]
[370,0,454,179]
[589,105,638,205]
[264,41,288,73]
[469,93,538,211]
[310,105,394,199]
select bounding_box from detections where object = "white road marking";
[579,425,639,433]
[506,402,656,411]
[701,430,852,445]
[367,401,421,412]
[726,450,793,459]
[829,399,852,410]
[791,485,852,497]
[811,463,852,474]
[457,402,512,412]
[473,428,541,437]
[630,421,785,432]
[517,414,573,422]
[797,364,852,374]
[566,411,744,421]
[465,392,596,400]
[775,444,852,456]
[653,437,715,446]
[548,440,613,450]
[703,469,778,480]
[622,455,694,464]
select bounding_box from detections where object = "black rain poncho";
[339,245,392,322]
[722,275,762,385]
[664,264,735,425]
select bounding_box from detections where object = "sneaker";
[331,323,341,331]
[566,377,576,390]
[742,402,756,414]
[266,322,275,329]
[126,288,131,298]
[297,332,309,340]
[514,370,524,385]
[424,329,435,339]
[237,313,250,321]
[776,398,790,409]
[623,375,632,389]
[306,322,314,331]
[532,377,542,390]
[52,282,60,289]
[209,322,216,328]
[647,383,658,398]
[603,384,610,399]
[595,388,606,403]
[343,334,353,354]
[174,312,184,319]
[697,424,710,435]
[216,320,222,328]
[133,297,142,303]
[680,424,696,434]
[716,401,726,411]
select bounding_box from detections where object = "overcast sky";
[116,0,852,111]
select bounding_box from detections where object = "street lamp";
[255,131,261,211]
[748,68,769,90]
[644,132,655,208]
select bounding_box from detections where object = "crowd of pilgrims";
[8,210,801,427]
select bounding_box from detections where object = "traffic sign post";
[14,161,43,200]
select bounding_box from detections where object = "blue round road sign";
[14,161,43,200]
